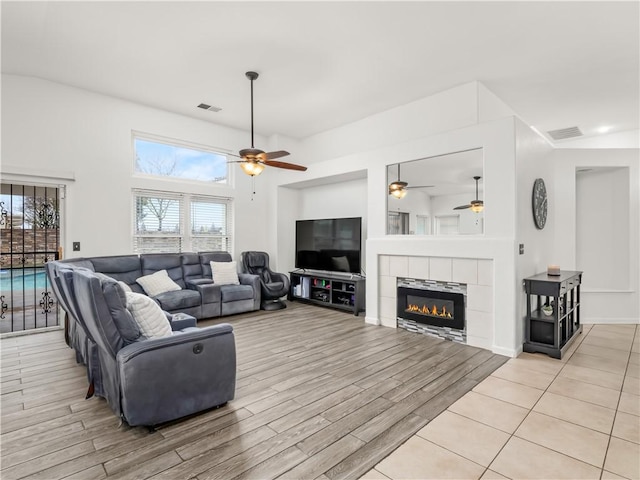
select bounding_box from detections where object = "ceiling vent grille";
[547,126,583,140]
[197,103,222,113]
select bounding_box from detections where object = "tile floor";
[361,324,640,480]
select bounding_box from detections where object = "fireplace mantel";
[365,236,519,357]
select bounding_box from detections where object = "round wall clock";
[532,178,548,229]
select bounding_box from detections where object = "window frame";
[131,131,234,187]
[132,189,233,254]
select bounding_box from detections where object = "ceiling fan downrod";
[246,71,259,149]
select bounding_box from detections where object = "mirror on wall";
[386,148,484,235]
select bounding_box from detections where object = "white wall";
[514,118,555,343]
[298,82,480,166]
[553,149,639,324]
[1,74,270,259]
[274,177,368,273]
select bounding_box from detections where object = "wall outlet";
[73,242,81,252]
[519,243,525,255]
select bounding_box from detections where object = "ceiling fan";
[388,164,433,199]
[230,71,307,176]
[454,176,484,212]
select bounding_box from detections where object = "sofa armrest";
[186,279,221,305]
[238,273,261,310]
[186,278,213,287]
[116,324,236,426]
[168,313,197,330]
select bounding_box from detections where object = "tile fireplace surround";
[377,255,494,351]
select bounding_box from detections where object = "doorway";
[0,183,61,333]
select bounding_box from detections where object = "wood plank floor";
[1,302,508,480]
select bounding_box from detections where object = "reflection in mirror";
[387,149,484,235]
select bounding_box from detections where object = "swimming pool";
[0,268,50,291]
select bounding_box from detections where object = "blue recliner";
[58,267,236,426]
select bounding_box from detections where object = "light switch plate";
[73,242,81,252]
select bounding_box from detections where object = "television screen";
[295,217,362,273]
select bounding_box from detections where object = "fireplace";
[397,286,465,330]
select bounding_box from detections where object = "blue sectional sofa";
[55,251,261,320]
[45,251,256,426]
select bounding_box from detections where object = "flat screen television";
[295,217,362,274]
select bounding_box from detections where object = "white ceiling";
[2,1,638,144]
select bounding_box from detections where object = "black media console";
[288,271,365,316]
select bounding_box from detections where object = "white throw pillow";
[136,270,181,297]
[210,261,240,285]
[118,281,133,293]
[125,292,172,339]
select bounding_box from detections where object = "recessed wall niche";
[386,148,484,235]
[576,166,630,290]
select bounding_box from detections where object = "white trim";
[581,289,635,294]
[0,325,64,338]
[583,317,640,325]
[1,166,75,182]
[365,315,381,326]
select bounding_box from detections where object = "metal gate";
[0,183,61,333]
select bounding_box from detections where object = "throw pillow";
[210,261,240,285]
[125,292,172,339]
[118,281,133,293]
[136,270,181,297]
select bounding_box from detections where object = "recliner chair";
[240,251,290,310]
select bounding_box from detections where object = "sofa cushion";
[221,284,254,302]
[154,289,201,311]
[136,270,182,297]
[93,272,142,344]
[125,292,172,339]
[211,261,239,286]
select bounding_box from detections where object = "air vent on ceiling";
[547,126,583,140]
[197,103,222,113]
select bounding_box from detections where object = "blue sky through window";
[135,138,228,183]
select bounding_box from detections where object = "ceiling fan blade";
[262,159,307,171]
[263,150,290,160]
[406,185,434,189]
[454,204,471,210]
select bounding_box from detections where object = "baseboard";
[582,317,640,325]
[365,315,381,326]
[492,344,522,358]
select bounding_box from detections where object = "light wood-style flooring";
[1,302,508,480]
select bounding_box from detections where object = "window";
[133,190,232,253]
[416,215,430,235]
[133,134,229,184]
[435,215,460,235]
[388,211,410,235]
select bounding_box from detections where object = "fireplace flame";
[406,303,453,318]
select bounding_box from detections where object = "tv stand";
[288,271,365,316]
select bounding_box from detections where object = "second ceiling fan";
[454,176,484,212]
[388,164,433,199]
[231,71,307,176]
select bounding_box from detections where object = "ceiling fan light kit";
[389,181,408,199]
[233,71,307,177]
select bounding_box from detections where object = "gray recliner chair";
[66,268,237,426]
[240,251,290,310]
